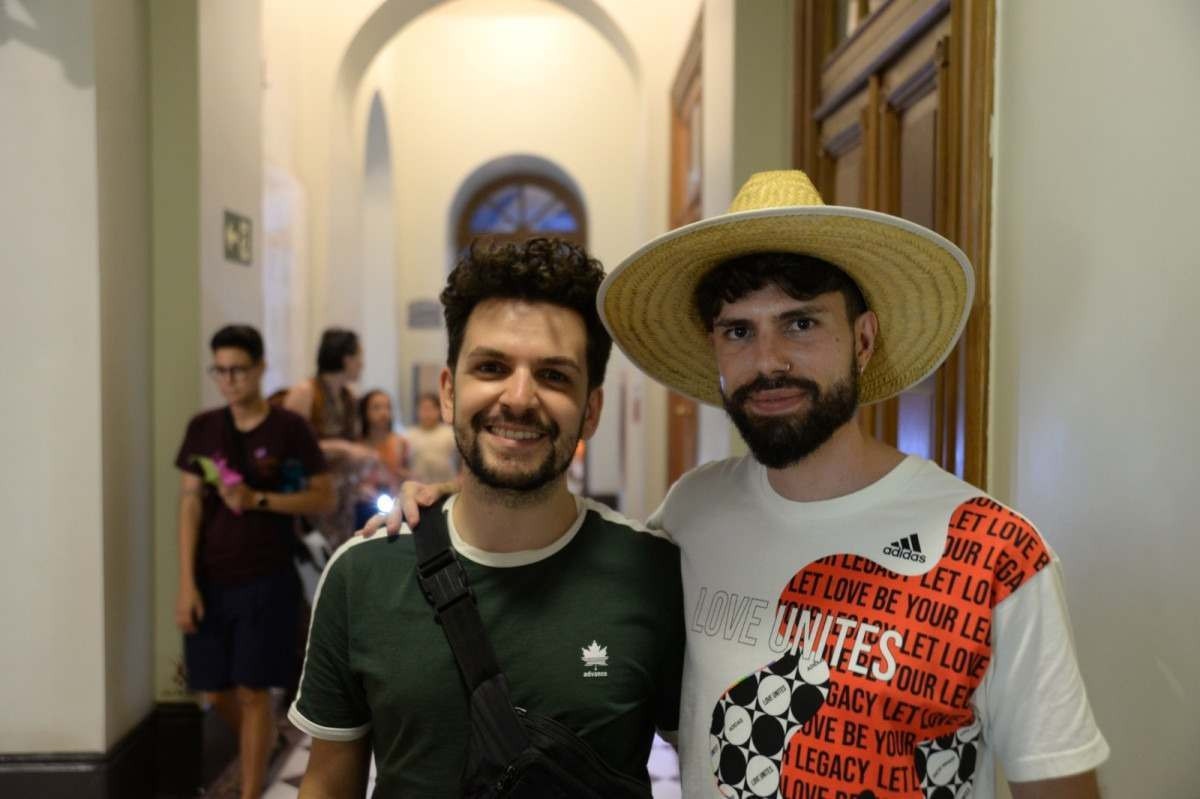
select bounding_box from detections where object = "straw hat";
[598,170,975,406]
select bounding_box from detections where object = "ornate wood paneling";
[795,0,994,487]
[667,11,704,487]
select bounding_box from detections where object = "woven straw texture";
[598,171,974,407]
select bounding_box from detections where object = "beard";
[455,404,581,501]
[722,356,859,470]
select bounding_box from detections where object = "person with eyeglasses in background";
[175,325,336,799]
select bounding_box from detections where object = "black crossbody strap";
[412,501,529,761]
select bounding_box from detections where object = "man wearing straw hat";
[597,170,1108,798]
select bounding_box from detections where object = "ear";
[854,310,879,373]
[579,386,604,441]
[438,366,454,425]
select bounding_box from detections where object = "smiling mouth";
[485,425,546,442]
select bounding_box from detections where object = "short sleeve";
[645,489,680,545]
[288,554,371,741]
[653,543,685,734]
[979,554,1110,781]
[645,499,667,533]
[287,411,328,476]
[174,416,205,476]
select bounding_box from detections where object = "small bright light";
[376,494,395,514]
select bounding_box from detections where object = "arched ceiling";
[336,0,640,104]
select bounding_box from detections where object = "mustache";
[728,375,820,407]
[470,408,556,437]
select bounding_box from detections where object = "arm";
[653,540,685,746]
[1010,771,1101,799]
[983,550,1109,787]
[298,737,370,799]
[218,473,337,516]
[175,472,205,633]
[262,472,336,516]
[319,437,378,463]
[289,552,374,791]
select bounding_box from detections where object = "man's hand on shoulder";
[356,479,458,538]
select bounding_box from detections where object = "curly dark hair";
[694,252,868,331]
[441,237,612,390]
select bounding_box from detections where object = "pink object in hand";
[213,457,244,487]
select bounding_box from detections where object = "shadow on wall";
[0,0,95,87]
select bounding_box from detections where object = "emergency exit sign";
[223,211,253,265]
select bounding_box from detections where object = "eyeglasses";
[207,365,254,380]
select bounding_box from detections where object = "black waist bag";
[412,502,652,799]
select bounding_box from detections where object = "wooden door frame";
[666,12,704,487]
[792,0,995,489]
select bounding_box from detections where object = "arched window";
[456,174,586,252]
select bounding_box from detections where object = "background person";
[355,388,409,527]
[405,390,459,485]
[175,324,334,799]
[284,327,375,544]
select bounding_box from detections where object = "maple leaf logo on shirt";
[581,640,609,667]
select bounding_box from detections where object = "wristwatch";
[255,491,269,510]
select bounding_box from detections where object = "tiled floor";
[213,718,682,797]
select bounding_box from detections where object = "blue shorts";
[184,568,301,692]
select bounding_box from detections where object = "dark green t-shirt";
[289,496,685,797]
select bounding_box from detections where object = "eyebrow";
[777,307,830,322]
[465,347,582,373]
[714,303,833,328]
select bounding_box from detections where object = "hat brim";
[598,206,975,407]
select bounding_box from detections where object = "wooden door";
[794,0,994,487]
[667,15,703,486]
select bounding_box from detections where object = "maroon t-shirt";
[175,406,327,584]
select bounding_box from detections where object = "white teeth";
[491,427,541,441]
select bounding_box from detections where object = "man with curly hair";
[289,238,684,797]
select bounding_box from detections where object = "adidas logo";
[883,534,927,563]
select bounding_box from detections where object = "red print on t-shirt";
[709,497,1051,799]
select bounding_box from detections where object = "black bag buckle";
[417,549,472,614]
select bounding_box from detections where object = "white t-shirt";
[648,455,1108,799]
